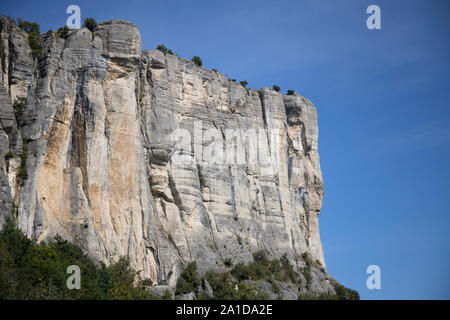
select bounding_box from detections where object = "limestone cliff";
[0,17,336,297]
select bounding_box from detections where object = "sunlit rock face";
[0,16,334,296]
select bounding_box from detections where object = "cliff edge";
[0,17,343,298]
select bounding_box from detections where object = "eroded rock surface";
[0,16,335,296]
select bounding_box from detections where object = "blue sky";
[1,0,449,299]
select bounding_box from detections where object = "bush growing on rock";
[0,220,160,300]
[17,19,42,58]
[191,56,203,67]
[83,18,97,32]
[175,262,201,295]
[156,44,168,55]
[57,26,70,39]
[17,18,39,33]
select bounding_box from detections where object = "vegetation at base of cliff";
[17,18,42,58]
[174,250,359,300]
[0,220,161,300]
[202,271,269,300]
[83,18,97,32]
[231,251,299,285]
[173,261,267,300]
[0,221,359,301]
[175,262,201,295]
[332,282,360,300]
[298,283,360,301]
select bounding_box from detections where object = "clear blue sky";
[1,0,449,300]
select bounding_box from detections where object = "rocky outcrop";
[0,16,335,297]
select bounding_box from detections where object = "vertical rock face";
[0,17,333,295]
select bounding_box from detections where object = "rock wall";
[0,17,334,296]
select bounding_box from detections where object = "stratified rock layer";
[0,17,334,296]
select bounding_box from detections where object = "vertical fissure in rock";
[227,165,237,219]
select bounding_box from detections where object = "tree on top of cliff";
[287,89,296,95]
[16,18,41,58]
[17,18,40,33]
[83,18,97,32]
[156,44,168,55]
[191,56,203,67]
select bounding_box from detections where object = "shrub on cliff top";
[83,18,97,32]
[17,18,39,33]
[57,26,70,39]
[17,18,42,58]
[191,56,203,67]
[156,44,168,55]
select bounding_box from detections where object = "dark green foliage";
[83,18,97,32]
[28,32,42,58]
[5,151,14,161]
[298,283,359,300]
[224,258,233,267]
[203,271,235,299]
[175,262,201,295]
[156,44,168,55]
[203,271,267,300]
[273,85,281,92]
[298,293,336,300]
[230,251,300,285]
[240,80,248,87]
[57,26,70,39]
[286,89,295,95]
[191,56,203,67]
[99,257,157,300]
[230,79,236,82]
[17,19,42,58]
[151,187,161,199]
[156,44,175,55]
[0,220,160,300]
[162,289,172,300]
[271,281,281,296]
[13,97,26,126]
[300,265,311,288]
[18,138,28,185]
[301,252,313,266]
[212,68,218,72]
[333,282,360,300]
[17,19,39,33]
[279,254,299,284]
